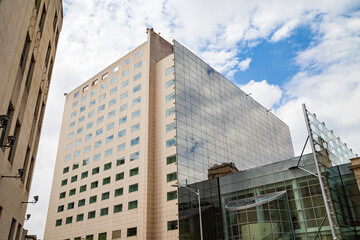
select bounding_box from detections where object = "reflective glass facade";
[174,41,294,184]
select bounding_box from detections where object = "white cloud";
[239,80,283,109]
[238,58,252,71]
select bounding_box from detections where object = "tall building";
[44,29,294,240]
[0,0,63,239]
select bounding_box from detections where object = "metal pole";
[197,189,203,240]
[302,103,337,240]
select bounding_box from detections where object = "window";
[128,200,138,210]
[91,181,98,189]
[127,227,137,237]
[61,179,67,186]
[113,66,119,72]
[80,185,87,192]
[166,92,175,102]
[86,235,94,240]
[80,106,86,113]
[108,110,116,118]
[116,172,124,181]
[89,195,97,204]
[135,50,143,58]
[81,95,87,102]
[129,183,138,193]
[131,123,140,132]
[167,191,177,201]
[69,122,75,128]
[134,72,142,81]
[117,158,125,166]
[118,129,126,138]
[55,219,62,227]
[102,73,108,80]
[85,133,92,141]
[72,101,78,108]
[20,33,31,69]
[88,110,94,118]
[114,204,123,213]
[132,109,140,119]
[166,107,175,117]
[63,167,69,174]
[76,214,84,222]
[78,199,85,207]
[166,79,174,88]
[106,135,114,143]
[59,192,66,199]
[78,116,85,123]
[109,98,116,107]
[95,140,102,149]
[123,58,130,66]
[134,61,142,69]
[121,80,129,88]
[165,66,174,75]
[74,150,80,158]
[99,233,107,240]
[167,155,176,164]
[166,138,176,148]
[130,167,139,176]
[168,220,178,230]
[122,69,130,77]
[93,153,101,162]
[101,192,110,200]
[75,138,82,146]
[98,104,105,112]
[166,122,176,132]
[97,116,104,124]
[99,93,106,101]
[120,91,128,100]
[130,152,139,161]
[84,145,91,153]
[111,76,118,84]
[71,175,77,183]
[81,171,88,179]
[88,211,96,219]
[57,205,64,212]
[133,84,141,93]
[104,162,112,171]
[119,116,127,125]
[105,148,113,157]
[90,89,97,96]
[68,132,74,139]
[167,172,177,182]
[71,111,77,118]
[120,103,128,112]
[92,167,99,175]
[110,87,117,95]
[131,137,140,146]
[107,122,115,131]
[132,96,141,106]
[67,202,74,210]
[115,188,123,197]
[66,143,72,150]
[96,128,103,136]
[69,188,76,196]
[83,158,90,166]
[103,177,111,185]
[117,143,126,152]
[89,99,96,107]
[74,91,80,98]
[65,155,71,162]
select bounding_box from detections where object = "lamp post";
[172,183,203,240]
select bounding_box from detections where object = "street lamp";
[172,183,203,240]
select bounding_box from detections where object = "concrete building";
[44,29,294,240]
[0,0,63,239]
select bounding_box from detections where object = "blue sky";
[24,0,360,238]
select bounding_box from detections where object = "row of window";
[63,228,137,240]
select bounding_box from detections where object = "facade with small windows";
[44,29,294,239]
[0,0,63,239]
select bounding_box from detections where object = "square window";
[167,172,177,182]
[57,205,64,212]
[131,123,140,132]
[117,158,125,166]
[166,122,175,132]
[132,96,141,106]
[134,72,142,81]
[90,89,97,96]
[93,153,101,162]
[74,91,80,97]
[123,58,130,66]
[132,109,140,119]
[92,79,98,86]
[129,183,138,193]
[120,91,128,100]
[111,76,118,84]
[166,138,176,148]
[75,138,82,146]
[67,202,74,210]
[119,116,127,125]
[165,66,174,75]
[107,122,115,131]
[76,214,84,222]
[122,69,130,77]
[89,195,97,204]
[166,79,174,88]
[99,233,107,240]
[118,129,126,138]
[103,177,111,185]
[83,158,90,166]
[65,216,72,224]
[71,111,77,118]
[88,110,94,118]
[71,175,78,183]
[120,103,128,112]
[69,188,76,196]
[133,84,141,93]
[98,104,105,112]
[74,150,80,158]
[97,116,104,124]
[167,220,178,230]
[68,131,74,138]
[116,172,124,181]
[84,145,91,153]
[110,87,117,95]
[166,107,175,117]
[106,135,114,143]
[115,188,123,197]
[95,140,102,149]
[92,167,99,175]
[65,155,71,162]
[78,199,85,207]
[91,181,98,189]
[80,185,87,192]
[80,105,86,112]
[96,128,103,136]
[113,66,119,72]
[72,101,78,108]
[130,152,139,161]
[85,133,92,141]
[117,143,126,152]
[130,167,139,176]
[61,179,67,186]
[59,192,66,199]
[81,171,88,179]
[63,167,69,174]
[55,219,62,226]
[102,73,108,80]
[105,148,113,157]
[109,98,116,107]
[108,110,116,118]
[88,211,96,219]
[114,204,123,213]
[134,61,142,69]
[135,50,142,58]
[167,155,176,164]
[99,93,106,101]
[166,92,175,102]
[121,80,129,88]
[104,162,112,171]
[101,192,110,200]
[89,99,96,107]
[81,94,87,101]
[79,116,85,122]
[77,127,83,134]
[131,137,140,146]
[167,191,177,201]
[128,200,138,210]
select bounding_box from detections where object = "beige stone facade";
[0,0,63,239]
[349,157,360,191]
[44,30,178,240]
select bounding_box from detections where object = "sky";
[24,0,360,238]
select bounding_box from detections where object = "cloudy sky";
[24,0,360,238]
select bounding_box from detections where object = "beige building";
[44,29,294,240]
[0,0,63,239]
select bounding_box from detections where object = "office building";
[0,0,63,239]
[44,29,294,239]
